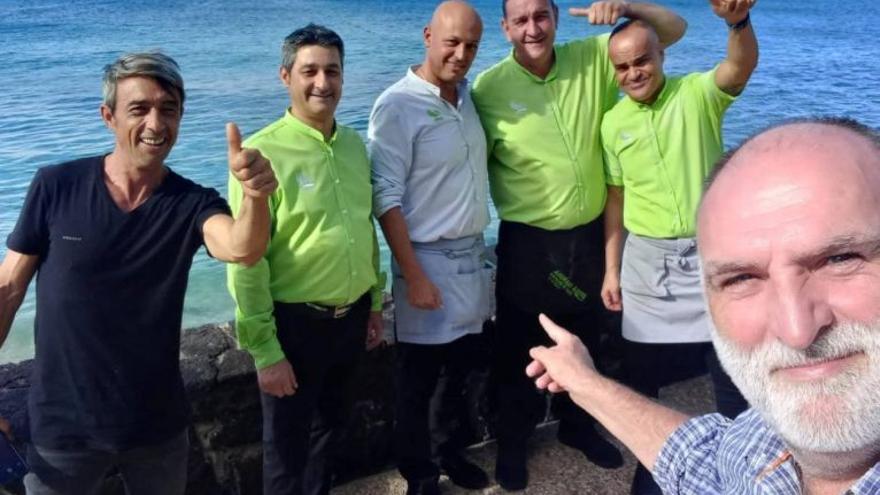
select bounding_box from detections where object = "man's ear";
[279,65,290,87]
[423,25,432,48]
[100,104,115,130]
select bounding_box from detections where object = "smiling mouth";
[772,351,863,381]
[140,136,166,146]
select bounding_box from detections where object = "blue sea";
[1,0,878,364]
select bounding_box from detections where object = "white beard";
[712,320,880,454]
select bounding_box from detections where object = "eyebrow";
[703,233,880,278]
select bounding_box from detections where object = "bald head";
[608,19,665,104]
[700,119,880,230]
[421,1,483,89]
[431,0,482,30]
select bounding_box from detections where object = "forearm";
[225,195,271,266]
[568,371,690,470]
[603,186,625,275]
[0,283,25,349]
[0,252,37,348]
[719,19,758,95]
[626,2,687,47]
[369,222,386,311]
[378,207,426,283]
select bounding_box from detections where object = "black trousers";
[492,219,607,453]
[260,296,369,495]
[625,340,748,495]
[394,333,487,482]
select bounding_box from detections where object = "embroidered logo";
[62,235,82,242]
[426,109,443,122]
[620,131,633,142]
[548,270,587,302]
[296,173,316,190]
[509,101,528,114]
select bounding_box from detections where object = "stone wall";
[0,305,494,495]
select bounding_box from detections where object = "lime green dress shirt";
[227,111,385,369]
[471,34,618,231]
[601,68,736,238]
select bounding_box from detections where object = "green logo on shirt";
[426,109,442,121]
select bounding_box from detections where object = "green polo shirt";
[227,111,385,369]
[471,34,618,231]
[601,68,736,238]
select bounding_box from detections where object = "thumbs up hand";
[227,122,277,199]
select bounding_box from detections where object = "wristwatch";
[727,13,751,31]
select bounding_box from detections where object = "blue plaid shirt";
[654,409,880,494]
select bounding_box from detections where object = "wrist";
[726,13,750,31]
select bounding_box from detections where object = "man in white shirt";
[368,2,490,494]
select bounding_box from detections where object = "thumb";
[226,122,243,159]
[538,313,570,344]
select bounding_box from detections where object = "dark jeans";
[625,340,748,495]
[24,429,188,495]
[394,333,487,482]
[261,295,369,495]
[492,220,607,455]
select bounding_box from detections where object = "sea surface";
[1,0,878,364]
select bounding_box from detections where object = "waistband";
[410,234,484,252]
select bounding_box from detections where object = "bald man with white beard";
[525,117,880,494]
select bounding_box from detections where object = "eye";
[719,273,756,289]
[827,252,860,264]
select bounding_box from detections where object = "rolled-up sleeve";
[368,100,412,218]
[653,413,729,494]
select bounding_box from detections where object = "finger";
[525,358,546,378]
[538,313,570,343]
[534,372,554,389]
[548,382,566,394]
[528,345,549,362]
[569,6,590,17]
[226,122,243,160]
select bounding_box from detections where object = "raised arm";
[203,123,277,266]
[570,1,687,47]
[526,314,690,471]
[0,250,38,349]
[711,0,758,96]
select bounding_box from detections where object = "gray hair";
[102,51,185,111]
[281,23,345,71]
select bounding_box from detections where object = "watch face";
[0,436,27,485]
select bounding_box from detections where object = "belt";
[275,293,368,320]
[303,302,355,319]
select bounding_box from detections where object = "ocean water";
[0,0,878,364]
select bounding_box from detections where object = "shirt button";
[350,239,355,244]
[342,209,348,215]
[335,179,341,184]
[352,271,358,276]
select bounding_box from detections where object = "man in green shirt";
[471,0,686,490]
[599,1,758,493]
[226,24,384,495]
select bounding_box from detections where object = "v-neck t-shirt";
[6,155,230,450]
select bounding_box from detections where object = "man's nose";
[526,18,542,37]
[769,276,834,350]
[144,108,164,131]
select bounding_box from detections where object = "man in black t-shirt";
[0,51,277,495]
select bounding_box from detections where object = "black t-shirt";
[6,155,230,450]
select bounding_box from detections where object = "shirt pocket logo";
[509,101,528,114]
[296,173,316,190]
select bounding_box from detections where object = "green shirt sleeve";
[226,174,285,370]
[697,66,737,119]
